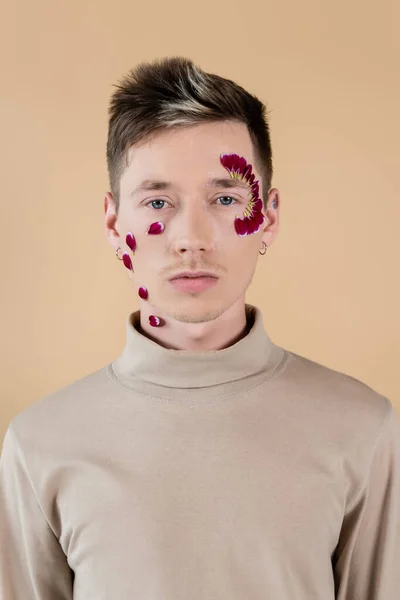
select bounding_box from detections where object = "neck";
[138,299,249,351]
[111,303,286,392]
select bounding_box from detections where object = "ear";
[261,188,280,247]
[104,192,121,251]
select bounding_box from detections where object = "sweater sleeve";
[333,403,400,599]
[0,423,74,600]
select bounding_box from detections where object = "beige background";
[1,0,399,442]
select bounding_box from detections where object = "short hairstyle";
[106,56,273,214]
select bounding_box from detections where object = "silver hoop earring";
[116,247,124,260]
[259,241,268,255]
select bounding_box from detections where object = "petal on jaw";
[138,287,148,300]
[122,252,133,271]
[149,315,162,327]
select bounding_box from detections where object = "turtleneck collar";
[110,304,286,392]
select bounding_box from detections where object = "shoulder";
[8,363,115,446]
[280,349,392,432]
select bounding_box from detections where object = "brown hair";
[106,56,273,214]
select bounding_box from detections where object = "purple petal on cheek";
[126,232,136,252]
[234,208,265,237]
[122,253,133,271]
[252,198,263,211]
[254,211,265,226]
[138,286,148,300]
[246,219,256,235]
[251,213,265,233]
[234,217,249,236]
[147,222,165,235]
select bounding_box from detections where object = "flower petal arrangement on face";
[121,228,164,327]
[220,153,265,236]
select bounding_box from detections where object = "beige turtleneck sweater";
[1,304,399,599]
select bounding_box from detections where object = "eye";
[216,196,238,206]
[145,196,238,210]
[145,199,170,210]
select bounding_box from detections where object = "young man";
[1,57,399,599]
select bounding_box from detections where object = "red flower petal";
[251,182,259,197]
[126,232,136,252]
[122,253,133,270]
[220,153,237,171]
[252,198,263,211]
[220,153,250,177]
[234,216,249,236]
[254,210,265,225]
[234,209,265,236]
[243,164,253,181]
[138,286,148,300]
[147,222,165,235]
[251,212,265,232]
[237,156,247,175]
[149,315,162,327]
[247,218,257,235]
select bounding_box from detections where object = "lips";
[169,271,218,280]
[169,276,219,293]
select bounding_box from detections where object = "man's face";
[105,120,279,323]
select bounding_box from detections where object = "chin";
[161,298,229,324]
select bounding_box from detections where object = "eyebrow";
[129,177,251,197]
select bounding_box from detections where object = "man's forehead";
[126,121,255,163]
[122,124,259,194]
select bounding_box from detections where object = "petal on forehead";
[243,164,253,181]
[237,155,248,174]
[220,153,257,183]
[219,153,236,170]
[220,153,247,174]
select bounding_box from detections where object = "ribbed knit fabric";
[1,303,399,599]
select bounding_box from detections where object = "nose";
[172,205,215,255]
